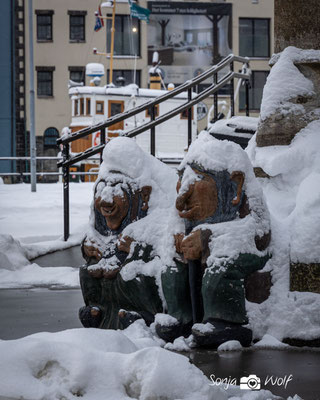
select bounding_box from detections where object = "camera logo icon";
[240,375,261,390]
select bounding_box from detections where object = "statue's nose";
[176,185,193,211]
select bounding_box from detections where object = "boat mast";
[93,0,117,85]
[109,0,116,84]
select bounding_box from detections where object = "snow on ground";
[0,182,93,289]
[0,321,286,400]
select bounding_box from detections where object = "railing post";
[214,72,218,121]
[245,79,250,117]
[230,61,235,117]
[100,127,106,164]
[62,143,70,241]
[188,88,192,147]
[150,106,155,156]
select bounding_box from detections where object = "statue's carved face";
[176,168,218,221]
[94,182,152,232]
[97,191,129,231]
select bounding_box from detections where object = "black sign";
[147,2,232,16]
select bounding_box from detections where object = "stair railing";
[57,54,251,240]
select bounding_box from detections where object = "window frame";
[35,10,54,42]
[180,107,194,120]
[68,10,87,43]
[43,127,59,148]
[239,70,269,112]
[107,69,141,87]
[68,66,86,85]
[107,14,140,56]
[96,101,104,115]
[146,104,159,118]
[86,98,91,115]
[79,98,84,115]
[239,18,270,58]
[74,99,79,116]
[36,66,55,97]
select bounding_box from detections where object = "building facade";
[1,0,274,175]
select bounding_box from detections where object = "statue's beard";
[184,167,244,235]
[94,189,147,237]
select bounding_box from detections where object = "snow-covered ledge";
[256,47,320,148]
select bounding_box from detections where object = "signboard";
[147,2,232,85]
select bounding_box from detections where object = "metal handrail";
[58,70,250,168]
[57,54,249,147]
[58,54,251,240]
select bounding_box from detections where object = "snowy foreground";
[0,179,303,400]
[0,321,300,400]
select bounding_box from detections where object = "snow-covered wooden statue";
[79,137,177,330]
[156,132,271,348]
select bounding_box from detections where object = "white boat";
[68,65,198,160]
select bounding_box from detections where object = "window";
[180,107,194,120]
[146,104,159,118]
[107,70,141,87]
[79,98,84,115]
[36,10,54,41]
[86,98,91,115]
[239,71,269,111]
[36,66,55,97]
[69,66,85,84]
[107,16,140,56]
[68,11,87,42]
[74,99,79,116]
[96,101,104,114]
[44,127,59,148]
[239,18,270,58]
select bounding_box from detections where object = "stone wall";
[275,0,320,52]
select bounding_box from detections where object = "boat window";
[79,98,84,115]
[145,104,159,118]
[96,101,104,115]
[109,101,123,117]
[86,98,91,115]
[106,70,141,87]
[180,107,194,120]
[74,99,79,116]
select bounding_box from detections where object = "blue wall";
[0,1,14,173]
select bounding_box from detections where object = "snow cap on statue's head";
[179,131,255,181]
[99,137,151,186]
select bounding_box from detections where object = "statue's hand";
[117,235,134,253]
[181,230,203,260]
[83,241,102,261]
[174,232,185,254]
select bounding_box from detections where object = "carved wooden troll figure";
[79,137,176,330]
[156,132,271,348]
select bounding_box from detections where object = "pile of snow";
[260,47,319,121]
[0,327,227,400]
[246,120,320,341]
[217,340,243,352]
[208,116,258,138]
[253,334,289,349]
[247,120,320,265]
[0,323,295,400]
[0,234,78,289]
[0,182,92,247]
[0,182,93,288]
